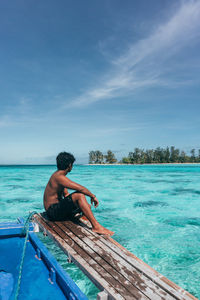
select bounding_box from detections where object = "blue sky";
[0,0,200,164]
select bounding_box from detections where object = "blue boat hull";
[0,220,87,300]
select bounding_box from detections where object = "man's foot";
[92,224,114,236]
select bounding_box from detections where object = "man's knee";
[72,192,84,203]
[75,193,86,202]
[72,193,91,208]
[76,193,91,208]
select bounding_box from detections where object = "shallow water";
[0,164,200,298]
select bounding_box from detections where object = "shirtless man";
[44,152,114,236]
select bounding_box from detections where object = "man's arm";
[58,176,95,199]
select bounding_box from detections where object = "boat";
[0,216,87,300]
[1,213,197,300]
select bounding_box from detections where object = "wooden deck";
[32,213,197,300]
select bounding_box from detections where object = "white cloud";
[67,0,200,108]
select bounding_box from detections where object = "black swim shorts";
[46,192,81,221]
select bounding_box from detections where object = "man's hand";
[91,196,99,208]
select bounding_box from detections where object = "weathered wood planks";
[60,220,172,300]
[32,213,197,300]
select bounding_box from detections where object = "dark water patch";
[11,178,25,181]
[5,198,31,203]
[172,246,200,267]
[167,173,185,176]
[171,188,200,195]
[79,172,93,175]
[164,217,200,227]
[5,184,23,189]
[174,253,200,266]
[143,179,177,184]
[179,180,192,183]
[134,200,168,208]
[95,207,115,213]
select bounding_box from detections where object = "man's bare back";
[43,152,114,236]
[43,171,68,210]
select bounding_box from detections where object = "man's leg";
[71,193,114,236]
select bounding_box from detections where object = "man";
[44,152,114,236]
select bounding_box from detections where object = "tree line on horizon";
[89,147,200,164]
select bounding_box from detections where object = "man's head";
[56,152,75,170]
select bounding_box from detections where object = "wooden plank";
[35,214,150,300]
[61,220,172,300]
[105,237,197,300]
[48,220,143,300]
[33,214,124,300]
[79,219,197,300]
[33,214,197,300]
[57,221,150,300]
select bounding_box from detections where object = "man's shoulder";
[53,172,68,182]
[50,171,60,182]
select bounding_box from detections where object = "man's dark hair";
[56,152,75,170]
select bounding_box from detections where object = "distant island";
[88,147,200,164]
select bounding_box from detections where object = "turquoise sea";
[0,164,200,299]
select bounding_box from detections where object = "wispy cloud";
[67,0,200,108]
[80,122,151,139]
